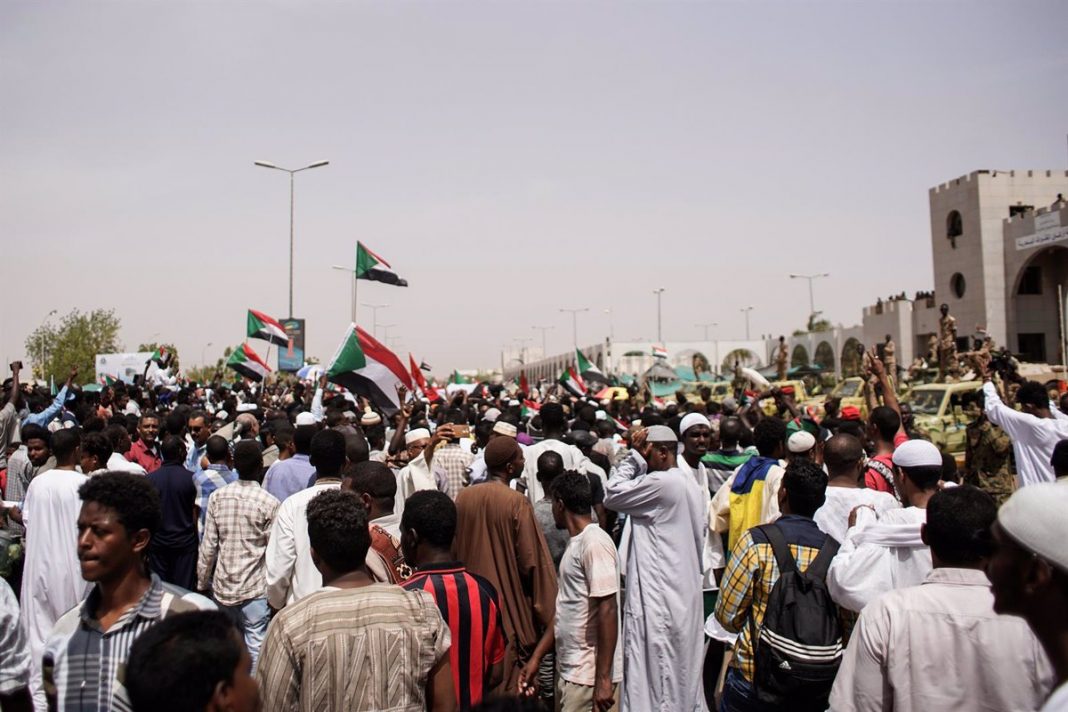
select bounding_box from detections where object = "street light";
[789,273,830,319]
[559,308,589,350]
[201,342,214,366]
[740,306,754,340]
[379,324,397,343]
[603,308,614,341]
[331,265,357,323]
[653,288,666,342]
[531,325,554,357]
[255,158,330,317]
[362,303,390,338]
[513,337,532,364]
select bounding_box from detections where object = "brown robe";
[453,480,558,695]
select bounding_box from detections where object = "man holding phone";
[424,413,475,500]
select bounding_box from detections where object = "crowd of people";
[1,344,1068,712]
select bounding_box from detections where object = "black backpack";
[752,524,843,711]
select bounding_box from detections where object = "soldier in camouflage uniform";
[963,392,1015,506]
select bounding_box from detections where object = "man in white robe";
[17,428,91,710]
[522,403,595,504]
[395,428,437,517]
[605,425,708,712]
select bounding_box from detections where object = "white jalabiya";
[521,439,595,504]
[605,451,708,712]
[676,455,725,590]
[814,486,901,544]
[19,469,92,710]
[826,506,931,612]
[395,451,437,518]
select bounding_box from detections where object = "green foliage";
[137,342,180,373]
[25,309,122,385]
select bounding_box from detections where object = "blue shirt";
[185,442,207,473]
[192,464,237,538]
[262,454,316,502]
[21,386,69,428]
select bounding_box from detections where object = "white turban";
[405,428,431,445]
[679,412,711,436]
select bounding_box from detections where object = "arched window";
[947,210,963,248]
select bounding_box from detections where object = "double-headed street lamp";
[559,308,589,350]
[741,306,754,340]
[789,273,830,319]
[255,159,330,317]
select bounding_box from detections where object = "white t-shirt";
[554,523,623,686]
[814,486,901,544]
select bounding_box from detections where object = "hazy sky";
[2,0,1066,375]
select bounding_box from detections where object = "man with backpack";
[714,459,843,712]
[830,486,1052,712]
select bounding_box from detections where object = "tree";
[25,309,122,385]
[137,342,180,373]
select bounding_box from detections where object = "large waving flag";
[559,366,588,397]
[247,309,290,347]
[576,348,606,382]
[356,242,408,287]
[226,343,272,382]
[409,353,440,402]
[326,324,412,414]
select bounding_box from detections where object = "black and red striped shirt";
[403,562,506,709]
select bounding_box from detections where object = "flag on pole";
[99,374,118,387]
[576,348,604,380]
[419,360,432,372]
[247,309,290,347]
[409,353,439,401]
[355,242,408,287]
[519,370,530,394]
[326,324,412,414]
[651,344,668,359]
[226,343,271,382]
[449,370,470,385]
[150,346,170,366]
[558,367,587,397]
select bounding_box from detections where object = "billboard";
[278,318,306,372]
[96,352,158,384]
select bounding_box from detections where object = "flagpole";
[265,343,273,381]
[356,270,365,326]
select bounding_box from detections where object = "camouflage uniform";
[964,416,1015,506]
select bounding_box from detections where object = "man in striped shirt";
[43,473,214,711]
[257,490,453,711]
[401,490,505,709]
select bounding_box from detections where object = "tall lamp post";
[741,306,754,340]
[789,273,830,322]
[532,325,554,358]
[559,308,589,350]
[652,288,666,342]
[254,159,330,317]
[362,303,390,338]
[330,265,357,323]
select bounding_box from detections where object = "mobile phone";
[451,424,471,439]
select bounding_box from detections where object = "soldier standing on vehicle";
[776,336,789,381]
[963,392,1015,506]
[883,335,897,383]
[938,304,959,382]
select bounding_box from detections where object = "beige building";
[929,169,1068,358]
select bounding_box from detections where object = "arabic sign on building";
[1015,213,1066,251]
